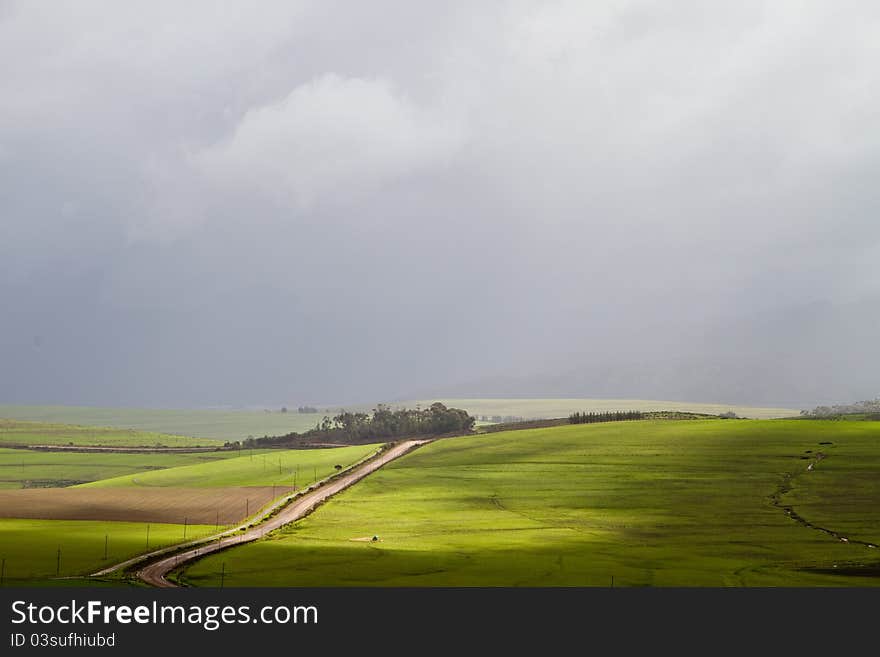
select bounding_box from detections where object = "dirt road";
[92,439,427,587]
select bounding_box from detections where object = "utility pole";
[56,546,61,576]
[246,498,249,517]
[146,525,150,549]
[220,562,226,589]
[183,517,188,540]
[103,535,108,560]
[216,510,219,530]
[1,558,5,586]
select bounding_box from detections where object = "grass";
[180,419,880,587]
[0,407,324,442]
[0,447,277,489]
[78,443,382,488]
[0,519,215,584]
[0,419,223,447]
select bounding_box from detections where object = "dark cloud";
[2,1,878,408]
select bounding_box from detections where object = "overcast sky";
[2,1,879,408]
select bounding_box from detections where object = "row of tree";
[568,411,645,424]
[229,403,475,448]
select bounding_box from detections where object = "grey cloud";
[2,1,879,408]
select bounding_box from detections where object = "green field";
[0,419,223,448]
[180,419,880,587]
[0,519,215,585]
[79,443,382,489]
[0,407,325,442]
[0,447,277,489]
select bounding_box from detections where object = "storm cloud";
[2,1,879,408]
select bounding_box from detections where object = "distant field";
[0,401,800,446]
[0,407,324,442]
[181,419,880,587]
[0,419,223,448]
[404,398,800,420]
[0,519,214,584]
[0,447,276,489]
[80,443,381,489]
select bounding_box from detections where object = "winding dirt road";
[92,439,428,587]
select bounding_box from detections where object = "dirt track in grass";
[93,439,427,587]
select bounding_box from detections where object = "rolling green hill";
[181,418,880,587]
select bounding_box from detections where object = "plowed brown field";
[0,486,294,524]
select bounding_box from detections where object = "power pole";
[183,517,188,540]
[1,558,5,586]
[220,562,226,589]
[103,535,108,560]
[146,525,150,549]
[56,546,61,576]
[246,498,249,517]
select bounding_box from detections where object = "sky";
[2,1,879,409]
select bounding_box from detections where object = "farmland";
[0,440,382,585]
[0,447,272,489]
[0,519,214,585]
[0,407,327,442]
[0,486,291,524]
[0,400,799,447]
[0,419,222,448]
[180,418,880,587]
[79,443,381,488]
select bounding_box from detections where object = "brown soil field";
[0,486,294,524]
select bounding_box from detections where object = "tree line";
[228,402,475,448]
[568,410,645,424]
[801,398,880,418]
